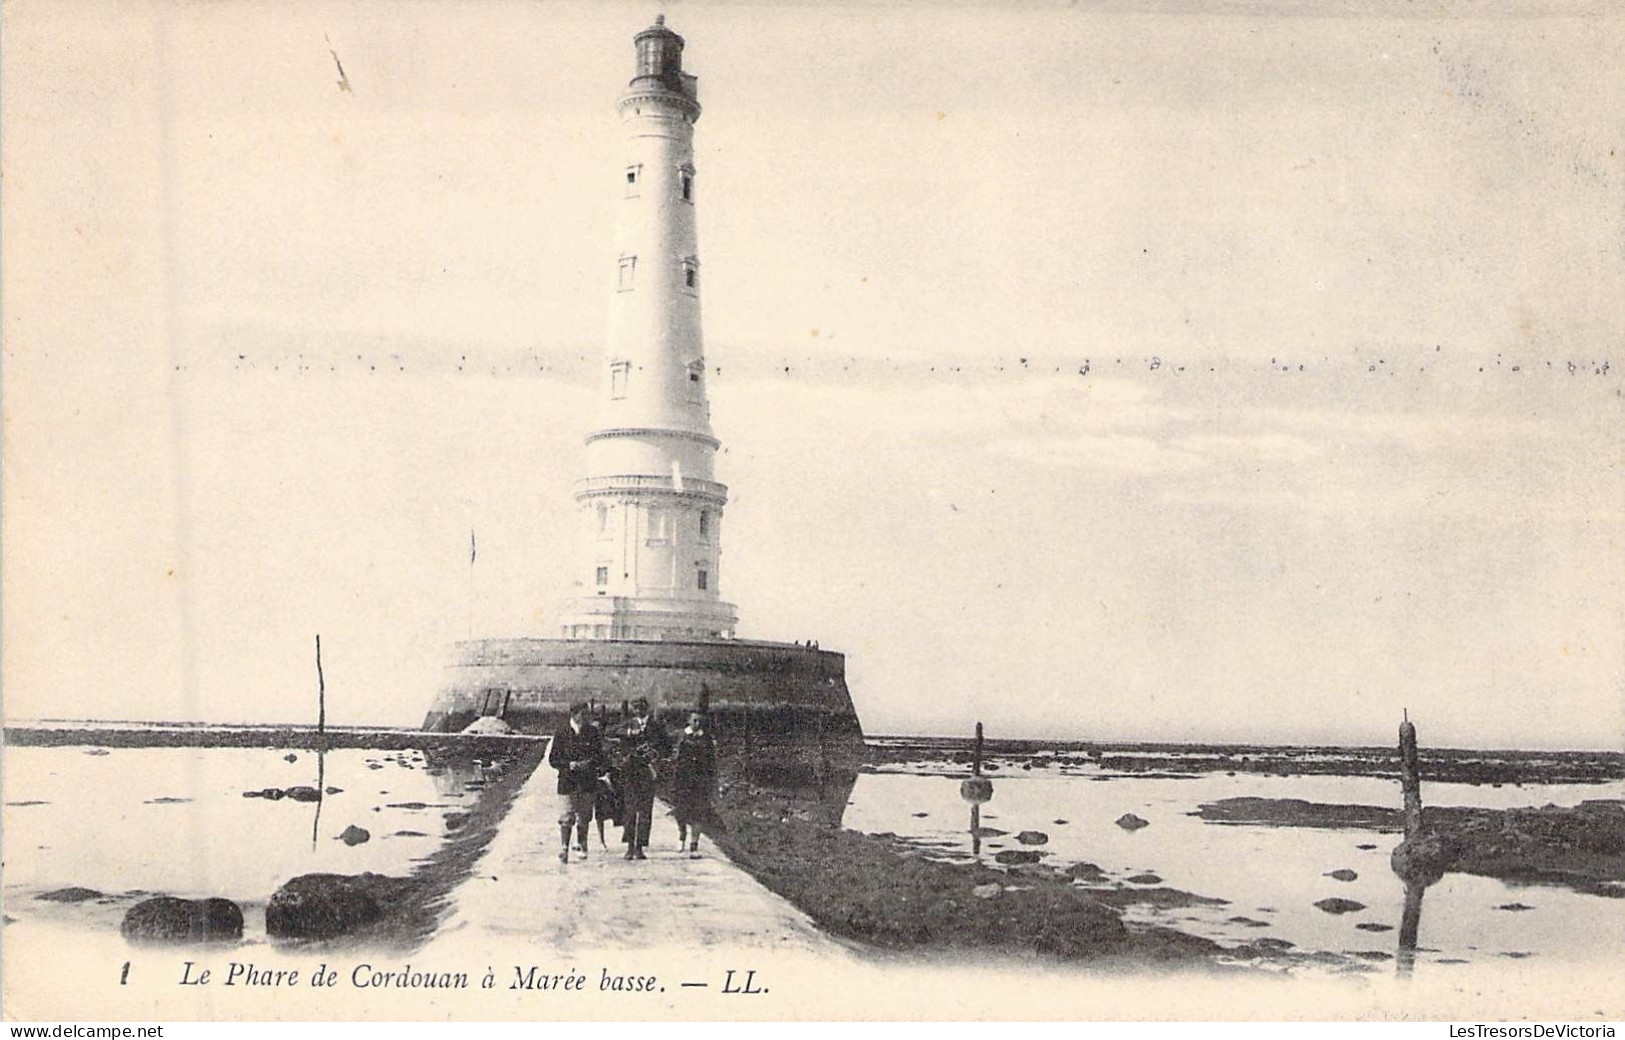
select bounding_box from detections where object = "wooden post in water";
[312,634,327,851]
[1399,708,1422,839]
[1397,878,1425,978]
[1395,709,1427,977]
[315,634,326,739]
[960,721,993,855]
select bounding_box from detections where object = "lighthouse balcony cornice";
[586,426,720,449]
[573,474,728,505]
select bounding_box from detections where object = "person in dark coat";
[671,712,721,856]
[608,696,670,860]
[548,701,605,864]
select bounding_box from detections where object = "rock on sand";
[1116,813,1150,831]
[1313,897,1366,915]
[121,896,243,944]
[265,874,396,939]
[338,825,371,846]
[36,887,103,903]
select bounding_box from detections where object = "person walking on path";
[548,701,606,864]
[671,711,722,857]
[610,696,671,860]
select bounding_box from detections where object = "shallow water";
[2,746,501,913]
[5,743,1619,976]
[842,769,1625,972]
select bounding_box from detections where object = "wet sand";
[705,758,1233,971]
[1195,796,1624,898]
[867,737,1624,786]
[4,722,534,753]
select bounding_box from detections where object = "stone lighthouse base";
[421,638,865,753]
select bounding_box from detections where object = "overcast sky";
[4,1,1622,749]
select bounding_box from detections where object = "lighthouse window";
[624,164,641,197]
[685,268,696,288]
[697,568,708,591]
[617,255,636,291]
[610,361,629,399]
[595,566,608,588]
[681,174,693,201]
[681,258,699,296]
[698,511,710,541]
[686,360,704,401]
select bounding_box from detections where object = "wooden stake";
[312,633,327,851]
[1399,709,1421,838]
[315,634,326,738]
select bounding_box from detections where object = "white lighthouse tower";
[559,16,738,642]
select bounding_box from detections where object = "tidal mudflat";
[831,740,1624,974]
[2,741,542,950]
[4,732,1619,983]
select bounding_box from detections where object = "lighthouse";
[558,16,738,642]
[424,17,862,745]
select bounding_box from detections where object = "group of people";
[547,696,720,864]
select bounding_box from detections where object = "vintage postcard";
[2,0,1621,1023]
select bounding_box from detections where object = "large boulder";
[338,825,371,846]
[265,873,402,939]
[121,896,243,944]
[1015,830,1050,846]
[1115,813,1150,831]
[283,786,321,803]
[994,849,1044,865]
[1390,831,1463,885]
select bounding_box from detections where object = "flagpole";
[468,529,476,640]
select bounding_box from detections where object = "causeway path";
[417,746,849,956]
